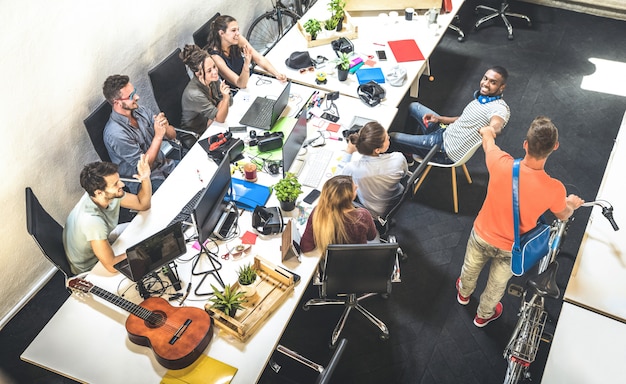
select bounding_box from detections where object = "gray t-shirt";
[181,77,225,135]
[63,193,121,274]
[340,152,408,217]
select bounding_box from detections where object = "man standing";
[390,66,510,164]
[456,117,584,327]
[103,74,177,193]
[63,155,152,274]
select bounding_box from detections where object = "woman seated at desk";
[301,175,377,256]
[340,121,408,218]
[207,14,286,89]
[179,44,232,136]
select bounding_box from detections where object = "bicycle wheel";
[247,9,300,55]
[503,358,525,384]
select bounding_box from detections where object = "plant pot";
[280,200,297,212]
[336,17,344,31]
[226,307,238,318]
[240,282,257,299]
[337,68,349,81]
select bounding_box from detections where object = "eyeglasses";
[299,66,315,74]
[117,88,137,101]
[256,77,272,86]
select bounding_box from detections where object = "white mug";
[405,7,417,21]
[389,11,399,18]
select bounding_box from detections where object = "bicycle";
[503,200,619,383]
[246,0,317,55]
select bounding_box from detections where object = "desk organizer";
[205,256,296,342]
[297,11,358,48]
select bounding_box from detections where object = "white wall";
[0,0,272,328]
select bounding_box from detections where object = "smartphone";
[303,189,321,204]
[229,126,247,133]
[376,50,387,61]
[321,112,339,123]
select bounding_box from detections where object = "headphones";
[474,90,502,104]
[358,81,386,107]
[252,206,284,235]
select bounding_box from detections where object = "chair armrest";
[174,127,199,138]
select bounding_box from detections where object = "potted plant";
[208,284,245,318]
[325,0,346,31]
[303,18,323,40]
[272,172,303,212]
[237,263,258,298]
[335,52,350,81]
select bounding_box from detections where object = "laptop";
[114,221,187,282]
[239,81,291,130]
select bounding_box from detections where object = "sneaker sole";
[473,309,502,327]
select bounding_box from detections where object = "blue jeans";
[389,102,453,164]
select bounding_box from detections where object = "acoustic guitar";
[68,278,213,370]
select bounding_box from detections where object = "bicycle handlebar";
[581,200,620,231]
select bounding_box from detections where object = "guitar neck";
[88,285,153,321]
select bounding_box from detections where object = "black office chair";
[447,15,466,42]
[303,243,399,347]
[84,100,114,163]
[192,12,221,49]
[474,0,532,40]
[25,187,74,289]
[268,338,348,384]
[148,48,198,150]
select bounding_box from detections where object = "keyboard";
[299,149,334,188]
[240,98,273,128]
[168,188,205,226]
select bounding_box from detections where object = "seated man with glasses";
[102,74,177,194]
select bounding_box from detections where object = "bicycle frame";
[503,200,619,384]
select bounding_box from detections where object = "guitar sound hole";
[146,311,167,328]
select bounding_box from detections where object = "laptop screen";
[282,107,308,177]
[121,221,186,281]
[271,81,291,128]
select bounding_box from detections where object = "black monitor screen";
[193,157,232,243]
[125,221,186,281]
[282,108,308,177]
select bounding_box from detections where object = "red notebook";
[388,39,424,62]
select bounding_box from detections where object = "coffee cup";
[405,7,417,21]
[389,11,399,18]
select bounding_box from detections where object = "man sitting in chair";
[390,66,510,164]
[103,74,177,194]
[63,156,152,274]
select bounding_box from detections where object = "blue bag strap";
[512,159,522,252]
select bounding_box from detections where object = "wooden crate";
[345,0,441,11]
[205,256,296,342]
[297,11,359,48]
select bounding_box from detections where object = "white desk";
[541,111,626,381]
[21,75,396,384]
[262,0,465,107]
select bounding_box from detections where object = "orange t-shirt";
[474,146,566,251]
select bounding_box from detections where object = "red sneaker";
[474,302,503,327]
[456,278,469,305]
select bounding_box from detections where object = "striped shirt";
[443,98,510,162]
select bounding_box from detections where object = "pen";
[196,169,203,183]
[328,136,343,141]
[373,42,385,46]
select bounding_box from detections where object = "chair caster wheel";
[381,293,389,299]
[508,34,514,40]
[379,333,390,341]
[329,342,337,350]
[303,304,310,311]
[458,36,465,42]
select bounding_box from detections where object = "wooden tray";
[205,256,295,342]
[297,11,359,48]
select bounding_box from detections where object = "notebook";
[113,221,187,282]
[239,81,291,130]
[388,39,425,62]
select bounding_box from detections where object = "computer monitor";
[282,108,308,177]
[192,157,232,244]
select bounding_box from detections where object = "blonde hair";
[311,175,356,254]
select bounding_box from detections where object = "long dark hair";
[207,15,241,60]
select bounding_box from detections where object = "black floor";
[2,1,625,383]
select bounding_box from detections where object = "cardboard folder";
[388,39,425,62]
